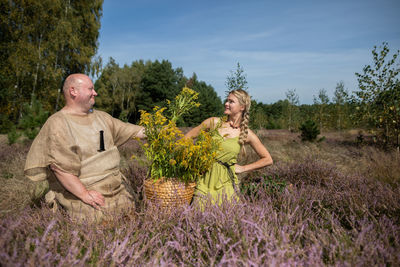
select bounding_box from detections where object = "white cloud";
[98,0,400,104]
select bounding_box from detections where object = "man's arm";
[50,164,105,209]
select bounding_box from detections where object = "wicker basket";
[143,178,196,208]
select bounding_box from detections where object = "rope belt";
[216,160,239,193]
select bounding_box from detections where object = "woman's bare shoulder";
[245,128,259,143]
[201,117,220,128]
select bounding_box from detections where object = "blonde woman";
[185,89,273,205]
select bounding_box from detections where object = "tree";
[333,81,349,131]
[313,89,330,130]
[300,120,320,142]
[116,63,144,122]
[355,42,400,146]
[18,97,49,140]
[263,100,286,129]
[0,0,103,125]
[95,57,121,116]
[284,89,300,131]
[139,60,181,113]
[95,58,145,122]
[249,100,269,130]
[225,62,248,95]
[95,60,222,125]
[181,74,223,126]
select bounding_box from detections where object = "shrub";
[299,119,320,141]
[1,136,400,265]
[240,174,288,199]
[0,114,13,134]
[18,97,49,140]
[118,109,129,122]
[7,125,21,145]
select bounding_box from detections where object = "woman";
[185,89,273,206]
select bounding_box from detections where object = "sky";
[97,0,400,104]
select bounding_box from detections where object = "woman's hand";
[234,164,246,174]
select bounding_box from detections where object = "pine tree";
[225,62,248,95]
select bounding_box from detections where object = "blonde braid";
[230,89,251,156]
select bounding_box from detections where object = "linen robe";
[24,110,141,222]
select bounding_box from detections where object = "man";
[24,73,145,222]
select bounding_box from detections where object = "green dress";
[193,131,241,206]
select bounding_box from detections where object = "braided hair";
[229,89,251,156]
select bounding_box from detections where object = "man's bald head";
[63,74,91,98]
[61,74,97,114]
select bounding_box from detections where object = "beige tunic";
[24,110,141,222]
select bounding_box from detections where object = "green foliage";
[137,87,221,183]
[284,89,300,131]
[300,119,320,142]
[225,62,248,95]
[139,60,181,112]
[249,100,269,129]
[7,125,21,145]
[0,114,13,134]
[333,81,350,131]
[242,93,355,132]
[0,0,103,119]
[181,74,223,126]
[313,89,330,130]
[95,60,222,126]
[95,59,183,123]
[241,175,288,199]
[118,110,129,122]
[19,97,49,140]
[355,42,400,146]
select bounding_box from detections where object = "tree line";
[248,42,400,147]
[249,83,354,132]
[1,0,103,126]
[1,1,399,147]
[94,58,223,125]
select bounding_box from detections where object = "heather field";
[1,130,399,266]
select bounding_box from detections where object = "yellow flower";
[181,160,188,168]
[134,86,221,182]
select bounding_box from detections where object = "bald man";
[24,74,145,222]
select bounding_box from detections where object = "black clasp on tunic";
[98,130,105,152]
[216,159,238,193]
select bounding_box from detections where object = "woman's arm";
[185,117,219,139]
[235,129,273,174]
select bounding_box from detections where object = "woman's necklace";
[229,121,240,129]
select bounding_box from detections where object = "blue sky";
[97,0,400,104]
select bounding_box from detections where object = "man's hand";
[136,127,146,139]
[82,190,105,210]
[50,164,105,210]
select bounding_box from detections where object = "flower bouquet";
[135,87,221,207]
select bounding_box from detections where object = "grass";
[0,129,399,265]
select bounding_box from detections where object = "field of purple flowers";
[0,130,399,266]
